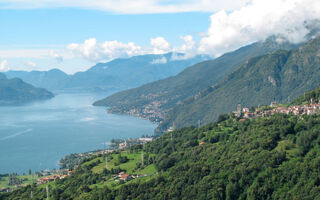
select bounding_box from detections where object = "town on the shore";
[234,99,320,121]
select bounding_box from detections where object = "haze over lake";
[0,93,156,174]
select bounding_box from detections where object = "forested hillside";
[157,36,320,131]
[94,36,299,122]
[2,87,320,199]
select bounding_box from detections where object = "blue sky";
[0,0,317,74]
[0,9,211,73]
[0,9,210,47]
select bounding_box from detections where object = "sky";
[0,0,319,74]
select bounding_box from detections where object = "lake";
[0,93,156,174]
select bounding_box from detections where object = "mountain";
[5,53,209,92]
[5,69,69,91]
[93,36,300,122]
[64,53,210,92]
[157,36,320,131]
[0,73,54,105]
[3,97,320,199]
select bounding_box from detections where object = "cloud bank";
[198,0,320,56]
[67,36,194,63]
[66,0,320,62]
[67,38,144,62]
[2,0,320,68]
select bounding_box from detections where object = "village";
[234,99,320,120]
[0,136,155,193]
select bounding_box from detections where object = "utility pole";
[105,156,108,170]
[141,151,144,168]
[46,185,49,200]
[170,132,173,141]
[198,120,201,127]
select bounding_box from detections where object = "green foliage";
[3,113,320,199]
[115,154,129,165]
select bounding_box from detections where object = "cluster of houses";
[37,170,72,185]
[235,99,320,120]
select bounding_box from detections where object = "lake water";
[0,93,156,174]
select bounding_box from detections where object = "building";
[118,172,131,181]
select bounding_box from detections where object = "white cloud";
[171,35,198,60]
[0,60,10,72]
[198,0,320,57]
[66,36,201,62]
[67,38,144,62]
[24,61,37,67]
[50,50,63,62]
[178,35,195,53]
[150,57,167,64]
[0,0,250,14]
[150,37,171,54]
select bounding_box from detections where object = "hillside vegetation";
[2,87,320,199]
[157,36,320,131]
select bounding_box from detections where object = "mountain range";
[5,53,210,92]
[0,73,54,105]
[156,36,320,131]
[93,36,300,124]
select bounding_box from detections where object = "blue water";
[0,93,156,174]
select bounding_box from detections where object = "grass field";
[0,174,35,189]
[91,151,156,175]
[82,150,158,189]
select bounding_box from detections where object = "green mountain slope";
[94,37,299,122]
[0,73,54,105]
[3,98,320,199]
[157,36,320,132]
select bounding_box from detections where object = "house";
[244,112,254,118]
[37,175,57,185]
[118,172,131,181]
[0,187,8,193]
[199,142,205,146]
[270,101,277,107]
[243,108,250,113]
